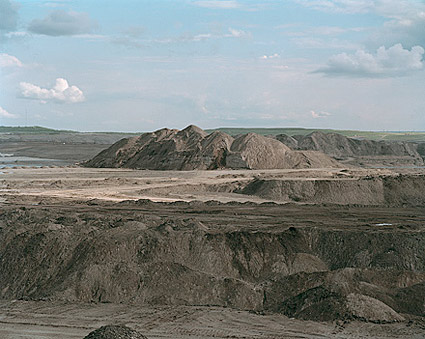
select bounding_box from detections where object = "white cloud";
[261,53,280,59]
[192,33,213,41]
[192,1,239,9]
[295,0,372,14]
[28,10,96,36]
[296,0,425,21]
[0,106,16,118]
[0,53,22,67]
[311,110,331,118]
[316,43,424,77]
[226,27,248,38]
[19,78,85,103]
[293,37,360,50]
[4,31,28,38]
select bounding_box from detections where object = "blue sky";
[1,0,424,132]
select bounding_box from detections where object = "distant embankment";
[207,127,425,142]
[274,131,424,167]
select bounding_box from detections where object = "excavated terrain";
[0,165,425,338]
[1,125,425,338]
[1,199,425,322]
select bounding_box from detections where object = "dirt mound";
[264,268,419,322]
[273,134,298,149]
[242,177,385,205]
[276,287,404,323]
[85,126,339,170]
[276,131,424,165]
[84,125,234,170]
[83,325,148,339]
[226,133,291,169]
[241,174,425,206]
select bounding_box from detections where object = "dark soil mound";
[83,325,148,339]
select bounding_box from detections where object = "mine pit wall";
[242,174,425,206]
[0,208,424,321]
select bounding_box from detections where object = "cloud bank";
[28,10,96,36]
[316,44,424,77]
[19,78,85,103]
[0,0,19,32]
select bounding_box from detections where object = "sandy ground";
[0,166,401,204]
[1,300,424,339]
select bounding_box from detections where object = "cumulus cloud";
[19,78,85,103]
[0,53,22,67]
[316,44,424,77]
[28,10,96,36]
[0,106,16,118]
[0,0,19,32]
[192,1,239,9]
[311,110,331,119]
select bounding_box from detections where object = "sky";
[0,0,424,132]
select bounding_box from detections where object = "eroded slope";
[0,201,424,323]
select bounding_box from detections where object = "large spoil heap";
[276,131,424,165]
[84,125,339,170]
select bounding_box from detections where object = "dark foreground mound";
[0,203,424,323]
[84,125,339,170]
[84,325,148,339]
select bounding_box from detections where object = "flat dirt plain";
[0,139,424,338]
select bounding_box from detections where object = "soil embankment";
[241,174,425,206]
[276,131,424,167]
[0,201,424,324]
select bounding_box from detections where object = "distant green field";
[0,126,138,135]
[206,127,425,142]
[2,125,425,142]
[0,126,73,134]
